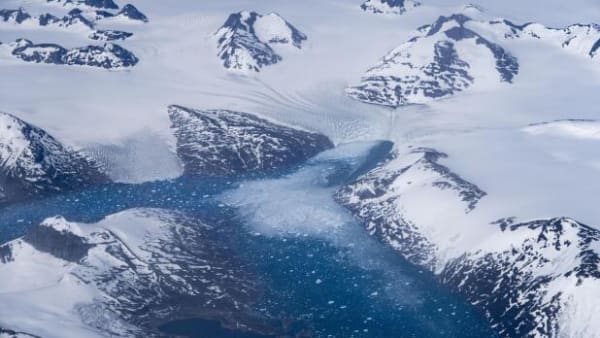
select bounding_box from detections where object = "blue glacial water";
[0,142,496,338]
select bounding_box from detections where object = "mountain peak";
[215,11,307,72]
[0,112,108,205]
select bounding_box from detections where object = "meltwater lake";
[0,142,496,338]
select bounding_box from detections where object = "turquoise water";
[0,143,496,338]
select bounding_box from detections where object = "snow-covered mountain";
[0,7,94,29]
[0,209,277,338]
[347,14,519,107]
[47,0,120,10]
[113,4,147,23]
[348,12,600,107]
[214,11,307,72]
[0,112,108,206]
[0,4,147,28]
[4,38,138,69]
[488,19,600,60]
[169,105,333,176]
[360,0,421,15]
[336,146,600,338]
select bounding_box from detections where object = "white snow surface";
[253,12,301,47]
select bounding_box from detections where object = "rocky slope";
[0,112,108,206]
[169,105,333,176]
[0,209,281,338]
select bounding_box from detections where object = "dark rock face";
[0,8,31,24]
[117,4,148,23]
[215,11,307,72]
[94,10,115,20]
[169,105,334,177]
[89,30,133,41]
[0,244,12,263]
[38,13,60,26]
[0,112,109,206]
[11,39,138,69]
[23,224,93,263]
[61,8,95,28]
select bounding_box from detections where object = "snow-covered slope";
[336,146,600,338]
[0,112,108,206]
[214,11,307,72]
[169,105,333,176]
[360,0,421,15]
[347,14,519,107]
[0,209,275,338]
[523,119,600,140]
